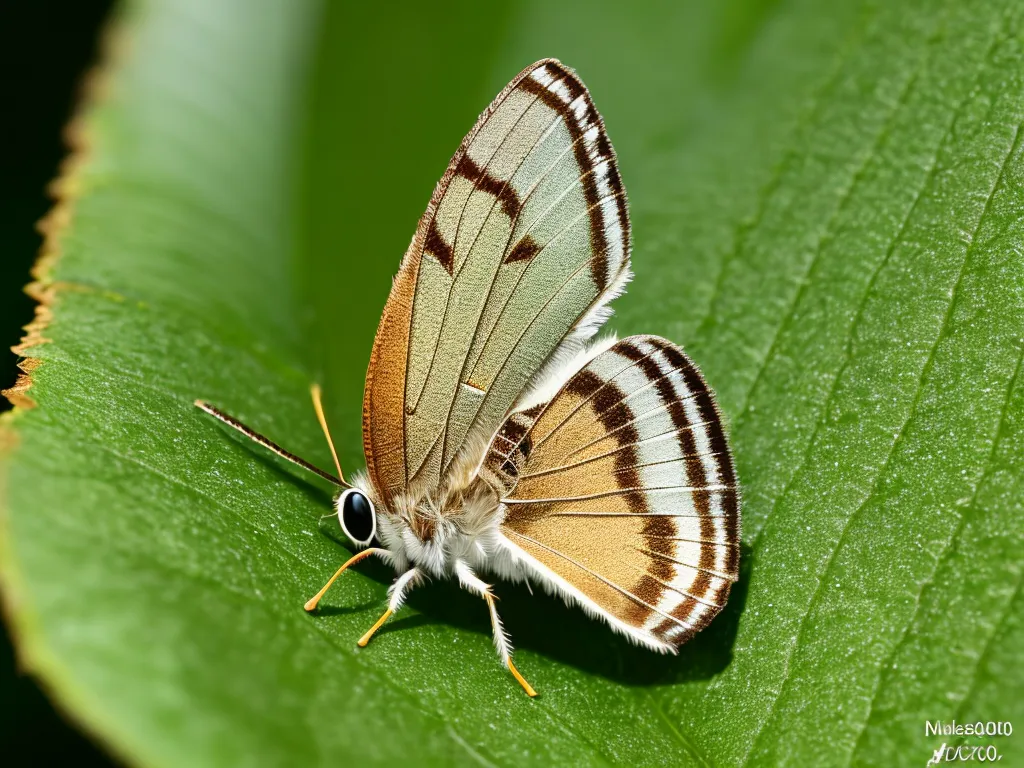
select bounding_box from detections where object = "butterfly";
[196,59,739,697]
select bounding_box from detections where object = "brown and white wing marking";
[363,59,631,504]
[487,336,740,650]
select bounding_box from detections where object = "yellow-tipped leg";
[304,548,384,612]
[484,592,537,698]
[357,608,393,647]
[508,658,538,698]
[355,568,420,647]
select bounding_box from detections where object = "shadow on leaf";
[314,539,752,686]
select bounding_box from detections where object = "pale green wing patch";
[363,59,632,500]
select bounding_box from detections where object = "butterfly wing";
[363,59,631,504]
[486,336,740,650]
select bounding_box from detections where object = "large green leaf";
[3,0,1022,765]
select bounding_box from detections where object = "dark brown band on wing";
[652,339,739,591]
[424,219,454,275]
[615,337,740,634]
[505,235,541,264]
[484,407,544,492]
[518,66,625,292]
[591,372,656,624]
[457,154,522,221]
[625,347,715,590]
[650,339,736,489]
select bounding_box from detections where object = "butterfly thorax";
[353,440,511,578]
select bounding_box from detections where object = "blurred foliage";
[1,0,1022,766]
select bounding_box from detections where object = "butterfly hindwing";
[363,60,631,503]
[488,336,740,649]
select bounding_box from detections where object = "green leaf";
[3,0,1022,765]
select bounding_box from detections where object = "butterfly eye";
[337,489,376,546]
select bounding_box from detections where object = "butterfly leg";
[304,547,392,612]
[454,560,537,698]
[357,567,422,647]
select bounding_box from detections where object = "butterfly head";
[336,487,377,547]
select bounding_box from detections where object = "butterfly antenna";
[310,384,348,486]
[194,400,344,487]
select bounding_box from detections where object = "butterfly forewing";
[363,60,631,503]
[489,336,740,649]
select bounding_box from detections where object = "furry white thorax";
[343,435,530,586]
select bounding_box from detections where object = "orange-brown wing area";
[362,248,415,497]
[490,335,740,647]
[362,59,631,504]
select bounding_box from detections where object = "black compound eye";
[340,490,375,544]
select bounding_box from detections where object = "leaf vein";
[739,105,1022,768]
[848,341,1024,764]
[732,58,926,430]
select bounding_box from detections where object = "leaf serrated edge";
[0,21,127,415]
[0,11,158,768]
[0,126,86,411]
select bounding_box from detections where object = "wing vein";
[527,346,665,452]
[504,529,693,630]
[520,449,729,480]
[406,89,548,415]
[636,547,737,581]
[533,368,702,455]
[502,484,731,504]
[427,110,571,477]
[617,558,725,609]
[453,116,603,408]
[466,192,628,434]
[568,414,716,460]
